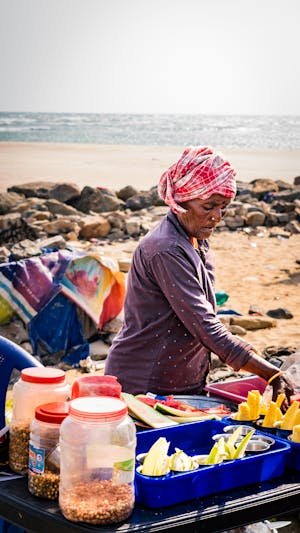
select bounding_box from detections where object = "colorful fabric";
[0,250,125,363]
[158,146,237,214]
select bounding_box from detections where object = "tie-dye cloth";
[0,250,125,363]
[158,146,237,214]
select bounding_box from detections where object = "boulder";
[73,186,124,213]
[223,215,244,229]
[8,182,57,199]
[0,192,25,215]
[0,212,22,232]
[45,199,80,216]
[10,239,41,260]
[118,258,132,272]
[125,218,141,236]
[117,185,138,201]
[102,317,123,334]
[293,176,300,186]
[266,308,293,319]
[250,178,279,196]
[245,211,266,227]
[285,221,300,234]
[272,188,300,202]
[126,192,153,211]
[79,215,111,239]
[50,183,81,203]
[228,325,247,336]
[43,218,81,236]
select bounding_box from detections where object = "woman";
[105,146,293,408]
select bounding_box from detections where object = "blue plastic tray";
[135,420,291,508]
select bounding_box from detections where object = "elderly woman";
[105,146,293,408]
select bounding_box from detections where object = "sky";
[0,0,299,115]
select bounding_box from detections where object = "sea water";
[0,112,299,149]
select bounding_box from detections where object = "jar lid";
[21,367,65,384]
[69,396,127,421]
[35,402,70,424]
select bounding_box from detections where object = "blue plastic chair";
[0,335,42,533]
[0,335,43,429]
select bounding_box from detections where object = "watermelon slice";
[122,393,178,428]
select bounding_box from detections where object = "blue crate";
[135,420,290,508]
[288,440,300,471]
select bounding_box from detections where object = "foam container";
[204,376,267,404]
[135,420,290,508]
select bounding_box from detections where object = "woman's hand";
[271,373,294,412]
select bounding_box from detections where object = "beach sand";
[0,141,299,357]
[0,142,300,192]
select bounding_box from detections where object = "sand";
[0,142,300,192]
[0,141,299,359]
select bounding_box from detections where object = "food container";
[204,376,267,404]
[28,402,69,499]
[59,396,136,525]
[287,438,300,471]
[135,420,290,508]
[9,368,70,474]
[71,375,122,399]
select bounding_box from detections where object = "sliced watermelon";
[122,393,178,428]
[154,402,206,418]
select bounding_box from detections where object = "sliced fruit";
[167,414,217,423]
[206,437,227,465]
[281,400,300,430]
[122,393,178,428]
[154,402,205,418]
[225,426,243,459]
[141,437,170,476]
[169,448,198,472]
[233,429,255,459]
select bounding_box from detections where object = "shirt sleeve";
[148,248,253,371]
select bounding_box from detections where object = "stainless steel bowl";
[244,440,270,453]
[212,433,237,442]
[223,425,254,436]
[136,452,148,465]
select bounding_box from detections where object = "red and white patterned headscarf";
[158,146,237,214]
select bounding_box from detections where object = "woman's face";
[177,194,231,240]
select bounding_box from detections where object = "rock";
[210,353,225,370]
[276,213,290,224]
[79,215,111,239]
[285,221,300,234]
[149,186,165,206]
[37,235,67,251]
[276,179,293,191]
[117,185,138,201]
[43,218,81,236]
[0,319,29,344]
[28,210,51,221]
[263,345,297,359]
[231,315,276,330]
[223,215,244,229]
[245,211,266,227]
[149,206,170,220]
[10,239,41,260]
[250,178,279,196]
[102,317,123,334]
[125,218,141,236]
[8,182,57,199]
[272,201,295,213]
[125,192,153,211]
[73,186,125,213]
[118,258,132,272]
[0,212,22,232]
[107,212,126,229]
[50,183,81,203]
[10,198,47,213]
[228,325,247,336]
[269,228,290,239]
[294,176,300,186]
[0,246,10,262]
[45,199,80,216]
[272,188,300,202]
[105,333,118,345]
[266,308,293,319]
[0,192,25,215]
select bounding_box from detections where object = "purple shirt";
[105,211,252,394]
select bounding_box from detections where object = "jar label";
[29,443,45,474]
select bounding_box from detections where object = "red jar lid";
[35,402,70,424]
[21,367,65,384]
[69,396,127,422]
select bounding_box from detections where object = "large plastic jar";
[59,396,136,525]
[28,402,69,500]
[9,367,70,474]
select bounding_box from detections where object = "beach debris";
[266,308,293,319]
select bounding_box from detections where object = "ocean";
[0,112,299,149]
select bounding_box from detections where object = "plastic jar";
[59,396,136,525]
[9,367,70,474]
[28,402,69,499]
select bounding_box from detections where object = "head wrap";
[158,146,237,214]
